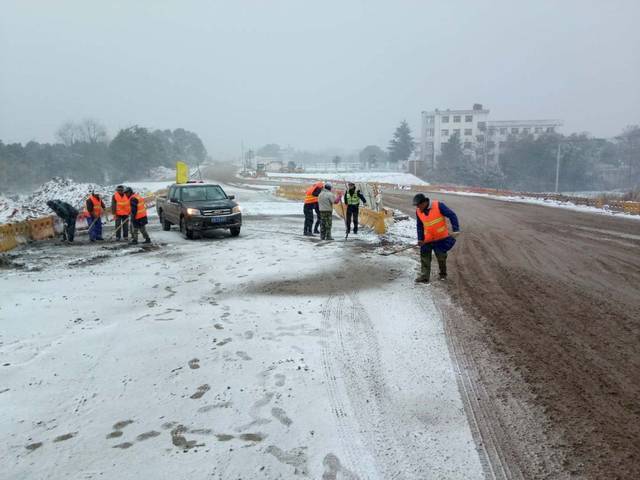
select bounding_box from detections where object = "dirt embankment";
[385,191,640,479]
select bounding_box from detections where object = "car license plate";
[212,216,226,224]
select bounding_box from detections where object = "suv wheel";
[180,217,194,239]
[230,226,241,237]
[160,211,171,231]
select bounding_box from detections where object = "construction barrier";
[28,216,56,241]
[333,204,393,235]
[0,224,18,252]
[0,216,57,253]
[275,185,307,202]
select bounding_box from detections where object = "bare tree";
[80,118,108,143]
[55,121,81,146]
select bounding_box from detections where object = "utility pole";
[555,143,561,193]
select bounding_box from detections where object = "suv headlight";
[186,207,200,215]
[232,206,241,214]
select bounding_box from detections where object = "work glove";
[451,230,461,238]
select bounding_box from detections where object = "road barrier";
[333,204,392,234]
[28,216,56,241]
[0,216,56,253]
[0,224,19,252]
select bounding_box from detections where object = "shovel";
[378,244,418,256]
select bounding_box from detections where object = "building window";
[523,128,530,134]
[442,116,449,123]
[441,129,449,136]
[465,115,473,122]
[511,127,519,134]
[453,129,460,136]
[546,127,555,133]
[500,127,507,134]
[477,135,485,142]
[453,116,461,123]
[487,141,495,149]
[488,127,496,135]
[477,121,486,131]
[534,127,542,133]
[463,142,472,149]
[464,128,473,136]
[428,128,434,136]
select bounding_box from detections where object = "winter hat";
[324,182,332,190]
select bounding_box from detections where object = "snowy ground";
[1,184,483,479]
[265,171,430,186]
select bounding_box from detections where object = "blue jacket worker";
[413,193,460,283]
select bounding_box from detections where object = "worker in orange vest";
[85,191,105,242]
[413,193,460,283]
[125,187,151,244]
[303,181,323,236]
[111,185,131,241]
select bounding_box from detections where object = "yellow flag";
[176,161,189,184]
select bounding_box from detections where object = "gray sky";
[1,0,639,157]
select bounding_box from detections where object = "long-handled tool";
[85,215,101,234]
[341,179,349,240]
[107,216,130,241]
[378,244,418,256]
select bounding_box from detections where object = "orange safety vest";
[113,191,131,216]
[87,195,103,218]
[416,201,449,243]
[131,193,147,220]
[304,183,323,204]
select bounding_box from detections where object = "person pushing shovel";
[413,193,460,283]
[84,191,106,242]
[111,185,131,241]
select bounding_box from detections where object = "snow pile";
[265,171,430,186]
[386,215,417,244]
[0,178,169,224]
[0,196,23,224]
[0,178,112,223]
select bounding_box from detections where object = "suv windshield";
[180,186,226,202]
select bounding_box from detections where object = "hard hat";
[412,193,429,206]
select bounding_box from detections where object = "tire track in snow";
[320,295,376,479]
[321,291,430,479]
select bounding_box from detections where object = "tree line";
[0,119,208,192]
[434,125,640,191]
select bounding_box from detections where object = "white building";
[420,104,562,168]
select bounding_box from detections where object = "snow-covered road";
[1,184,483,479]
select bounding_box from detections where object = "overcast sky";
[1,0,639,157]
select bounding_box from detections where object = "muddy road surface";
[386,190,640,479]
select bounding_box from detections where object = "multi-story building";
[419,104,562,168]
